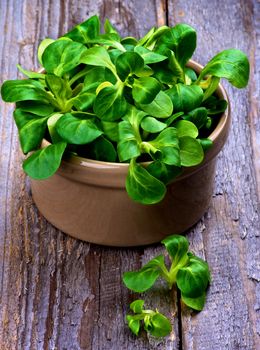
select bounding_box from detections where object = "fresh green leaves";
[124,236,210,338]
[64,15,100,43]
[80,46,115,72]
[197,49,250,88]
[123,235,211,312]
[1,80,53,104]
[139,91,173,118]
[115,51,144,81]
[176,253,210,297]
[94,85,127,121]
[23,142,67,179]
[134,46,167,64]
[1,16,250,206]
[123,255,166,292]
[179,136,204,166]
[42,39,86,77]
[56,113,102,144]
[166,84,204,112]
[155,23,197,67]
[161,234,189,265]
[132,77,161,104]
[126,300,172,338]
[141,116,167,133]
[126,159,166,205]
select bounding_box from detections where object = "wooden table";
[0,1,259,349]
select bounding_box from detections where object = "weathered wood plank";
[1,0,259,349]
[167,0,260,349]
[0,1,179,349]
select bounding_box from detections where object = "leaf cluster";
[1,15,249,203]
[123,234,211,311]
[126,299,172,338]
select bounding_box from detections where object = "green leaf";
[104,18,119,36]
[126,159,166,205]
[130,300,144,313]
[139,91,173,118]
[42,39,86,77]
[167,50,184,81]
[115,51,144,81]
[134,65,154,77]
[132,77,161,104]
[165,112,184,127]
[126,316,141,336]
[56,113,103,144]
[47,113,63,143]
[176,256,210,297]
[184,67,197,82]
[134,46,167,64]
[45,74,72,101]
[16,101,54,116]
[202,96,228,115]
[23,142,67,180]
[18,116,48,154]
[149,128,180,166]
[121,36,138,46]
[181,292,206,311]
[197,49,250,88]
[166,84,204,113]
[161,235,189,266]
[186,107,208,129]
[145,26,170,49]
[13,108,38,129]
[82,66,116,89]
[80,46,116,72]
[123,105,147,127]
[72,91,96,111]
[94,85,127,121]
[96,81,113,95]
[1,80,52,104]
[201,76,220,101]
[123,255,165,292]
[137,27,156,46]
[147,160,182,184]
[64,15,100,43]
[87,33,125,51]
[198,138,213,151]
[175,120,199,138]
[101,121,119,142]
[109,48,125,64]
[188,253,211,282]
[155,24,196,67]
[141,116,167,133]
[17,64,45,79]
[179,136,204,167]
[123,268,161,293]
[84,136,117,162]
[147,313,172,338]
[38,38,54,65]
[117,120,141,162]
[152,65,177,85]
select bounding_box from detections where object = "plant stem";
[69,67,89,85]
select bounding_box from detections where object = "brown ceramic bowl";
[31,60,230,246]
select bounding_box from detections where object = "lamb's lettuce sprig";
[126,300,172,338]
[1,15,250,204]
[123,235,211,311]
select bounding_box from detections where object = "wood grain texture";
[0,0,259,349]
[0,1,178,349]
[168,0,260,349]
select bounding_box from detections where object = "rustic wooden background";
[0,0,259,349]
